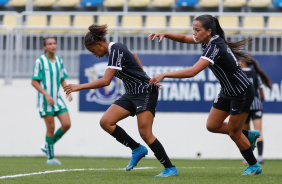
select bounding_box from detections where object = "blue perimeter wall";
[79,54,282,113]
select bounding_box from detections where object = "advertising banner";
[79,54,282,113]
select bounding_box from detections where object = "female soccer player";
[32,37,72,165]
[239,57,272,164]
[148,14,262,175]
[64,24,178,177]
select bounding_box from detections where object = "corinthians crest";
[84,62,124,105]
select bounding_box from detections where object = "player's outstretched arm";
[149,58,210,85]
[148,33,196,44]
[64,68,116,95]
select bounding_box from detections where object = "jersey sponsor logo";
[84,62,124,105]
[210,46,219,60]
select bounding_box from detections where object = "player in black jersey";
[149,14,262,175]
[239,57,272,164]
[64,24,178,177]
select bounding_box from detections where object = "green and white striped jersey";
[32,54,68,115]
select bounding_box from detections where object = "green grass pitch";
[0,157,281,184]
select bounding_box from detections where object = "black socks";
[149,139,173,168]
[240,147,257,165]
[111,125,139,150]
[242,129,249,138]
[257,141,263,156]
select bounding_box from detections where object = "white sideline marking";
[0,166,241,179]
[0,167,156,179]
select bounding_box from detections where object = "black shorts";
[213,85,255,115]
[245,110,263,123]
[113,90,158,117]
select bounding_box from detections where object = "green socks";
[53,128,65,144]
[45,128,66,159]
[46,136,54,159]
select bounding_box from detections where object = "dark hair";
[194,15,252,62]
[240,57,272,89]
[84,24,108,46]
[42,37,56,46]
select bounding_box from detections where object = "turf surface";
[0,157,281,184]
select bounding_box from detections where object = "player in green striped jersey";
[32,37,72,165]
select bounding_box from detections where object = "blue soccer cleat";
[242,162,262,175]
[126,144,148,171]
[41,144,47,156]
[155,165,178,177]
[47,158,62,165]
[248,130,261,151]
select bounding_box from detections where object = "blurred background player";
[31,37,72,165]
[239,57,272,164]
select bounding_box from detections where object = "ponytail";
[212,17,225,41]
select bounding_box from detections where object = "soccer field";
[0,157,281,184]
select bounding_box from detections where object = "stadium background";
[0,0,282,159]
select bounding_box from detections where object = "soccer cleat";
[242,162,262,175]
[41,144,47,156]
[155,165,178,177]
[126,144,148,171]
[247,130,261,151]
[47,158,62,165]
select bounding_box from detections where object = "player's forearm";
[31,80,49,96]
[164,68,196,78]
[80,78,111,90]
[164,33,192,43]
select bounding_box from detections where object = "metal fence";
[1,11,282,84]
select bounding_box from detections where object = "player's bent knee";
[100,118,112,131]
[62,122,71,131]
[99,120,107,129]
[206,124,217,133]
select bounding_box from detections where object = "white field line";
[0,166,243,179]
[0,167,156,179]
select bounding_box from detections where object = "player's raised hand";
[149,74,165,85]
[64,84,81,95]
[148,33,166,42]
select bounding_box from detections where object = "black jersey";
[242,68,263,110]
[198,35,252,97]
[107,42,157,95]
